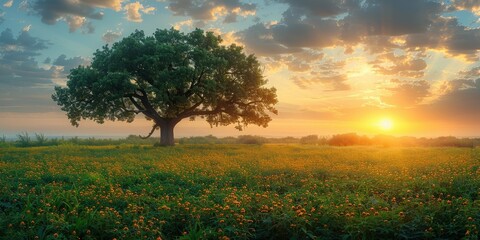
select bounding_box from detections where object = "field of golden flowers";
[1,144,479,239]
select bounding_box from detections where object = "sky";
[1,0,480,138]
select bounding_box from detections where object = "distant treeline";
[179,134,480,147]
[0,133,157,148]
[326,133,480,148]
[1,132,479,148]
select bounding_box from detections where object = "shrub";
[16,132,32,147]
[299,135,319,145]
[237,135,267,145]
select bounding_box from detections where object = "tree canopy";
[52,28,278,146]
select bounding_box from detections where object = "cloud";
[3,0,13,7]
[237,23,300,55]
[459,66,480,79]
[292,74,350,91]
[124,1,155,22]
[450,0,480,15]
[292,59,350,91]
[33,0,103,24]
[0,29,93,112]
[0,28,49,54]
[31,0,125,32]
[271,14,340,49]
[50,54,90,85]
[418,80,480,125]
[273,0,349,18]
[370,53,427,78]
[402,17,480,60]
[342,0,443,38]
[172,19,193,30]
[167,0,256,23]
[204,28,241,46]
[81,0,123,11]
[0,29,52,86]
[22,24,32,32]
[102,29,122,43]
[53,54,89,71]
[0,29,69,87]
[252,49,324,73]
[381,80,430,107]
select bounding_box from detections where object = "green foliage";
[16,132,32,147]
[0,135,10,148]
[237,135,267,145]
[1,145,480,239]
[299,134,319,145]
[34,133,48,146]
[52,28,278,145]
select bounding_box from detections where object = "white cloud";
[102,29,122,43]
[82,0,124,11]
[3,0,13,8]
[64,15,87,33]
[22,24,31,32]
[124,2,155,23]
[172,19,193,30]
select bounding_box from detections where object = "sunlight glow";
[378,118,394,131]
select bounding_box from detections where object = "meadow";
[1,144,479,239]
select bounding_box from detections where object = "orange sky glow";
[1,0,480,138]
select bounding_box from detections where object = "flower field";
[1,144,480,239]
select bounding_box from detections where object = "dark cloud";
[223,12,237,23]
[34,0,103,23]
[0,29,52,87]
[53,54,89,73]
[271,15,340,48]
[342,0,443,38]
[0,28,49,53]
[237,23,300,55]
[361,36,401,54]
[436,66,480,95]
[0,29,86,112]
[167,0,256,23]
[410,65,480,125]
[420,83,480,125]
[381,80,430,107]
[238,0,480,78]
[443,24,480,58]
[31,0,124,32]
[274,0,349,18]
[238,5,341,55]
[404,17,480,60]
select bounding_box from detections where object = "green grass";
[1,145,479,239]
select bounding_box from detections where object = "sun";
[378,118,394,131]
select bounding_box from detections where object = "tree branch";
[128,96,146,112]
[177,98,204,119]
[140,124,158,139]
[121,98,141,114]
[136,88,164,123]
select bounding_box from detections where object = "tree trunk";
[158,120,177,146]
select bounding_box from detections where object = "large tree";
[52,28,278,146]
